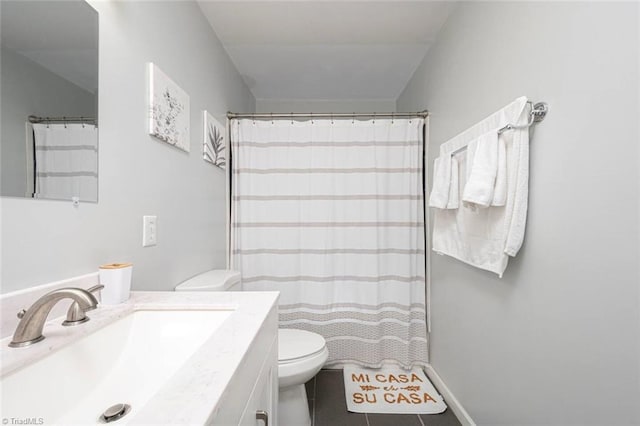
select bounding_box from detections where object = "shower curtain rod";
[28,115,96,124]
[227,111,429,120]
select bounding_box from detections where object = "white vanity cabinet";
[238,354,277,426]
[0,289,280,426]
[208,304,278,426]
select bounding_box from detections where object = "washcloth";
[462,131,498,207]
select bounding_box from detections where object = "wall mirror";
[0,0,99,203]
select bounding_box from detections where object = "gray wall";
[1,1,255,293]
[397,2,639,425]
[1,47,96,197]
[256,98,396,113]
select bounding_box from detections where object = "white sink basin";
[1,308,233,424]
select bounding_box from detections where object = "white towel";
[447,157,459,209]
[428,156,450,209]
[491,137,507,206]
[463,131,498,208]
[429,155,459,209]
[504,121,529,257]
[432,96,530,277]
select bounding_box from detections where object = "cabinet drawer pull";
[256,410,268,426]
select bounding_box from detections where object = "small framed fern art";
[203,111,226,169]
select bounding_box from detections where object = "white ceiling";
[198,1,455,101]
[1,1,98,93]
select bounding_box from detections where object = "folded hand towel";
[429,155,459,209]
[491,137,507,206]
[428,155,451,209]
[462,131,498,207]
[447,157,459,209]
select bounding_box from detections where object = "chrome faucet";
[9,287,99,348]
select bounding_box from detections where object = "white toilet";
[175,269,328,426]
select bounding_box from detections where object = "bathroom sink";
[1,308,233,424]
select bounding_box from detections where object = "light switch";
[142,215,157,247]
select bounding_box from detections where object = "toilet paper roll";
[99,263,133,305]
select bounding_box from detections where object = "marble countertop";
[0,291,279,425]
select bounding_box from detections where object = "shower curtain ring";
[271,112,274,125]
[311,112,314,124]
[291,112,294,125]
[352,113,355,124]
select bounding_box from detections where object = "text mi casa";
[351,372,424,384]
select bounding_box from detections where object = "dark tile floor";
[305,369,462,426]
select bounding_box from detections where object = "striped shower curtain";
[32,123,98,202]
[230,117,428,368]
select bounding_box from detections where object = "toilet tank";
[174,270,242,292]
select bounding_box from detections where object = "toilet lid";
[279,329,326,362]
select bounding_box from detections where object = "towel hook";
[498,101,550,134]
[531,102,549,123]
[522,101,549,126]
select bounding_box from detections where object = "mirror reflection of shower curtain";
[32,123,98,202]
[230,118,428,368]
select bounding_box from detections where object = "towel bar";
[449,101,548,157]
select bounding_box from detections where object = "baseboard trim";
[424,364,475,426]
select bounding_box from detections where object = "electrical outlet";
[142,215,157,247]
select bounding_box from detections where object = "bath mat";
[343,365,447,414]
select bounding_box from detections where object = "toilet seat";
[279,329,326,364]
